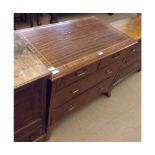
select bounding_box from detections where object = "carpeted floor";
[15,13,141,142]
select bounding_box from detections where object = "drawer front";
[51,77,113,124]
[56,61,99,91]
[14,126,44,142]
[53,60,121,108]
[98,50,126,69]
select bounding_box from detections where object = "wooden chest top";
[110,15,141,41]
[15,17,137,81]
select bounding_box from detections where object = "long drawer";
[53,60,121,108]
[51,77,113,124]
[56,61,99,91]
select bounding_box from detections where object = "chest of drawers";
[15,16,141,141]
[111,16,141,85]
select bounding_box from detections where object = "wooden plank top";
[15,16,137,81]
[14,33,50,89]
[110,15,141,41]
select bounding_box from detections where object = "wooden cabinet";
[14,77,49,142]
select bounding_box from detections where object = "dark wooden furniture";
[48,13,114,24]
[14,13,42,29]
[14,77,48,142]
[14,34,50,142]
[49,13,58,23]
[110,15,141,85]
[14,16,141,141]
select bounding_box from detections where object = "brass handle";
[76,71,86,77]
[131,48,136,53]
[71,89,79,94]
[112,54,120,59]
[68,105,75,111]
[106,70,112,75]
[100,87,105,92]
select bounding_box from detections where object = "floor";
[15,13,141,142]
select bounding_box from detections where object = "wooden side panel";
[14,77,48,142]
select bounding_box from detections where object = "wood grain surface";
[16,16,137,81]
[14,33,50,89]
[110,15,141,41]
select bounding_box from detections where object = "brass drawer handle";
[100,87,105,92]
[131,48,136,53]
[112,54,120,59]
[71,89,79,94]
[76,71,86,77]
[106,70,112,75]
[68,105,75,111]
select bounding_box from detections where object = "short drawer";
[53,60,121,108]
[56,61,99,91]
[98,50,125,69]
[14,126,44,142]
[51,77,113,124]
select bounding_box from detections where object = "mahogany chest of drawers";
[14,16,141,141]
[111,15,141,85]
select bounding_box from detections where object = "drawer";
[53,60,121,108]
[14,126,44,142]
[98,50,125,69]
[56,61,99,91]
[51,77,113,124]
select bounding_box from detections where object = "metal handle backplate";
[71,89,79,94]
[112,54,120,59]
[106,69,112,75]
[68,105,75,111]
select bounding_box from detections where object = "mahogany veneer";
[14,16,141,141]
